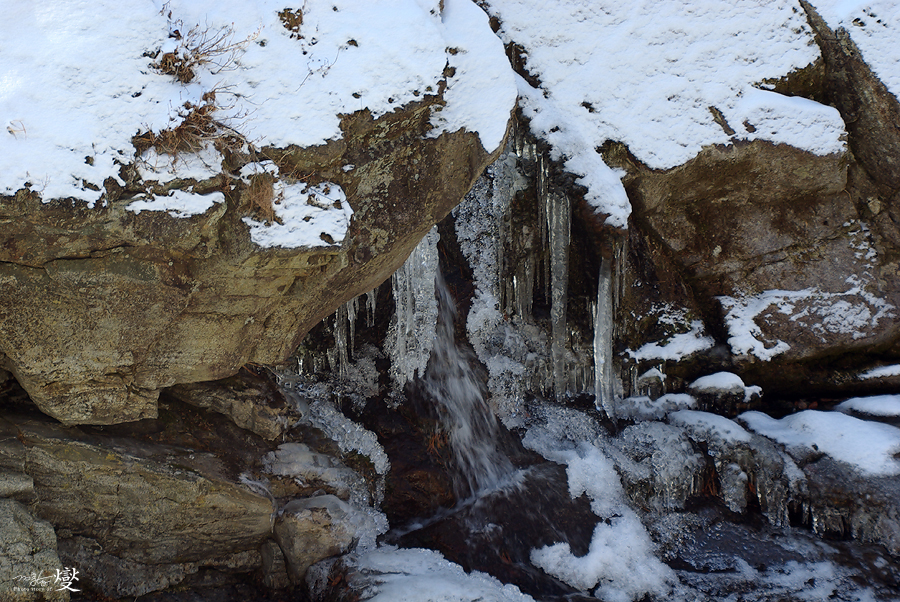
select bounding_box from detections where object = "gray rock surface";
[0,499,69,602]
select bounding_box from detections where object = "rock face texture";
[0,100,504,425]
[0,410,274,564]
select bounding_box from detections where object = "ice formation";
[385,226,440,389]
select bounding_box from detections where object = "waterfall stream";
[422,272,515,497]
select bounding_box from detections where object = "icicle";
[366,288,377,328]
[548,191,570,400]
[333,304,349,380]
[346,296,359,354]
[594,258,616,418]
[385,226,440,389]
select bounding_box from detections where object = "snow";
[137,144,223,184]
[689,372,746,394]
[241,181,353,248]
[718,284,895,360]
[812,1,900,99]
[428,0,518,152]
[484,0,847,227]
[349,546,537,602]
[618,393,697,421]
[531,513,674,602]
[126,189,224,218]
[740,410,900,476]
[669,410,753,444]
[522,416,675,600]
[835,394,900,418]
[627,320,714,362]
[0,0,514,210]
[858,364,900,380]
[687,372,762,402]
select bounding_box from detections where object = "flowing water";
[421,271,515,497]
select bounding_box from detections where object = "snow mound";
[669,410,753,444]
[688,372,762,402]
[740,410,900,476]
[835,395,900,418]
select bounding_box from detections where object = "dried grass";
[244,173,279,223]
[154,21,258,84]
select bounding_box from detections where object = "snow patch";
[126,189,224,218]
[627,320,714,362]
[718,284,895,360]
[242,182,353,248]
[858,364,900,380]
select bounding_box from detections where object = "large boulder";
[0,0,514,426]
[0,105,504,425]
[0,412,274,566]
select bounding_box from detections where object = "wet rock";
[0,499,68,602]
[0,470,34,502]
[391,463,599,599]
[263,442,369,506]
[661,504,900,601]
[260,540,291,591]
[801,1,900,194]
[57,536,198,599]
[796,455,900,555]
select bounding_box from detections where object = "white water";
[423,272,515,496]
